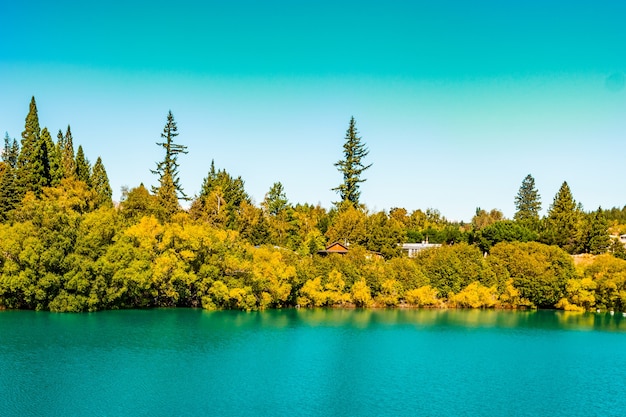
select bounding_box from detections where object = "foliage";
[415,243,494,298]
[487,241,574,308]
[514,174,541,226]
[151,110,188,200]
[542,181,581,253]
[332,117,371,207]
[2,97,626,313]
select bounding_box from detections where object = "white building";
[401,242,442,257]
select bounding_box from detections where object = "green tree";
[542,181,581,253]
[263,182,289,216]
[488,241,574,308]
[581,207,610,255]
[514,174,541,226]
[152,110,188,200]
[118,184,161,224]
[75,145,91,185]
[91,156,113,207]
[42,128,61,186]
[472,208,504,231]
[332,117,372,207]
[474,220,537,253]
[59,125,76,179]
[192,161,250,228]
[17,96,50,195]
[0,134,20,221]
[156,171,180,219]
[3,132,19,169]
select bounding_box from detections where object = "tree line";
[1,97,626,312]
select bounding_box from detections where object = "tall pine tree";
[514,174,541,226]
[544,181,581,253]
[75,145,91,185]
[332,117,372,208]
[91,156,113,207]
[58,125,76,179]
[42,128,61,186]
[152,110,188,201]
[17,96,50,195]
[0,133,20,221]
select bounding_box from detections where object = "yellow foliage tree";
[404,285,440,307]
[351,279,372,307]
[449,282,498,308]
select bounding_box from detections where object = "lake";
[1,308,626,416]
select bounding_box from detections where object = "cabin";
[317,242,349,256]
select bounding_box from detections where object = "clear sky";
[1,0,625,221]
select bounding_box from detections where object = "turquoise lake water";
[1,308,626,417]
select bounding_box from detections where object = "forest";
[1,97,626,312]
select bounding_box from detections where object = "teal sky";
[1,0,625,220]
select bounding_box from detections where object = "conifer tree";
[152,111,188,201]
[17,96,50,195]
[582,207,610,255]
[514,174,541,225]
[193,160,250,228]
[75,145,91,185]
[263,182,289,216]
[59,125,76,179]
[0,133,20,221]
[2,132,19,169]
[42,128,61,186]
[333,117,372,207]
[157,171,180,219]
[91,156,112,207]
[544,181,581,253]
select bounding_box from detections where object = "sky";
[1,0,625,221]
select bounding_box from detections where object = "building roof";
[317,242,349,255]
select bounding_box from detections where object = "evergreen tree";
[3,132,19,169]
[91,156,112,207]
[193,160,251,228]
[543,181,580,253]
[152,110,188,200]
[0,133,20,221]
[75,145,91,185]
[42,128,61,186]
[333,117,372,207]
[17,96,50,195]
[60,125,76,179]
[263,182,289,216]
[156,171,180,219]
[514,174,541,225]
[582,207,610,255]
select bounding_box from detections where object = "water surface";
[1,309,625,416]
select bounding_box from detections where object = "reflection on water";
[201,308,626,332]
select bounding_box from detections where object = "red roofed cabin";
[317,242,349,256]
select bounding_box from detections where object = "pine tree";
[91,156,112,207]
[0,133,20,221]
[514,174,541,225]
[75,145,91,185]
[157,171,180,219]
[42,128,61,186]
[263,182,289,216]
[59,125,76,179]
[544,181,581,253]
[152,110,188,200]
[193,160,250,228]
[3,132,19,169]
[333,117,372,207]
[17,96,50,195]
[583,207,610,255]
